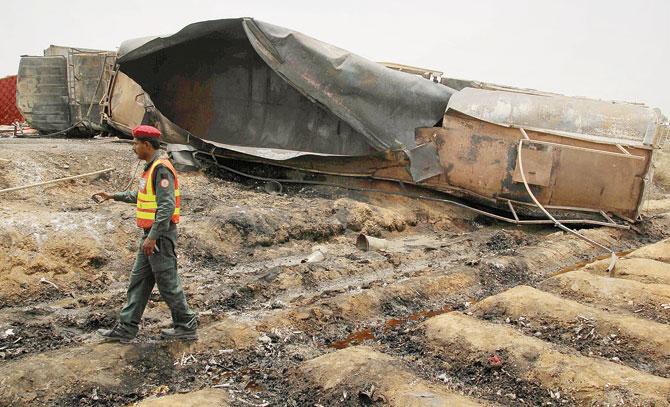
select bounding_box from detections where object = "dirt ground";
[0,137,669,406]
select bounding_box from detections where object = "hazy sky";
[4,0,669,115]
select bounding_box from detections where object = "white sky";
[4,0,669,115]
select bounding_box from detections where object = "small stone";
[270,300,287,309]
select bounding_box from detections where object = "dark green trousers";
[118,226,196,335]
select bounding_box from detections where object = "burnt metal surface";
[109,17,661,221]
[116,18,454,157]
[43,46,116,127]
[447,87,666,148]
[104,70,146,135]
[406,142,443,182]
[242,19,455,151]
[17,46,116,134]
[71,52,115,126]
[16,56,70,132]
[167,144,199,171]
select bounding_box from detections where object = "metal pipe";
[0,168,113,195]
[195,151,629,230]
[507,200,519,221]
[525,138,644,161]
[356,234,390,251]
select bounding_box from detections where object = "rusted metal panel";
[549,145,646,211]
[511,146,553,187]
[417,112,652,218]
[44,45,116,126]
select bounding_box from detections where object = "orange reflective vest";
[136,158,181,229]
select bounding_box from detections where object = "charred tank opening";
[118,23,374,156]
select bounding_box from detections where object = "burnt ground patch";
[477,312,669,378]
[378,323,574,406]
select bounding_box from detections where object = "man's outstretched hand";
[92,192,112,203]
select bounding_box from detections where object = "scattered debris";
[488,353,503,367]
[358,384,387,404]
[302,250,325,264]
[38,278,59,290]
[356,234,390,251]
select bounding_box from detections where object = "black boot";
[97,325,136,343]
[160,327,198,340]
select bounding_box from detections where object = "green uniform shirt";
[113,151,177,240]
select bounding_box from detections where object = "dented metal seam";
[243,18,284,65]
[240,19,396,151]
[524,139,646,160]
[634,145,656,219]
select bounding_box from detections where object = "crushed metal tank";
[107,18,668,223]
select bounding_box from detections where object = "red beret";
[132,125,161,138]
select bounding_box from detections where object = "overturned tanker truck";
[19,18,670,227]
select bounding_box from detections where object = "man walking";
[94,125,197,342]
